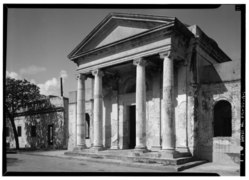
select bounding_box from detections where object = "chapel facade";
[67,13,241,165]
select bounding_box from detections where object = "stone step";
[129,156,195,166]
[65,150,206,171]
[177,160,208,171]
[68,154,178,172]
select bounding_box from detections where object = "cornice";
[189,25,232,63]
[197,38,232,63]
[76,45,171,74]
[14,107,65,117]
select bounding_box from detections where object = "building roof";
[68,13,232,64]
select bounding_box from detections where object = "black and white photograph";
[3,4,245,176]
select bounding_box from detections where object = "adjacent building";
[6,95,69,150]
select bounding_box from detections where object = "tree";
[5,77,41,149]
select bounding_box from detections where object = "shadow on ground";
[7,158,23,166]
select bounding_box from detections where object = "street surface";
[6,153,162,173]
[5,151,240,175]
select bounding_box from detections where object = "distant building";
[67,13,241,166]
[6,95,69,150]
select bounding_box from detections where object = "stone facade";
[67,13,241,165]
[195,61,241,164]
[6,96,69,150]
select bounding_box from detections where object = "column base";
[73,145,87,152]
[160,149,177,159]
[132,146,149,156]
[175,147,192,158]
[110,145,119,150]
[176,147,190,153]
[91,146,104,152]
[151,145,162,151]
[135,144,147,150]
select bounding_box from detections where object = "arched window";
[213,100,232,137]
[85,113,90,139]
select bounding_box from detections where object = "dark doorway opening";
[129,105,136,149]
[213,100,232,137]
[48,124,54,145]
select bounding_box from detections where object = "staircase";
[65,149,207,172]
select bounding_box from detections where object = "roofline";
[194,25,232,63]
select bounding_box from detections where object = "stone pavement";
[8,150,240,175]
[184,162,240,176]
[6,153,163,173]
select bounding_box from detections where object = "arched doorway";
[213,100,232,137]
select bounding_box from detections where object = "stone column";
[76,73,86,150]
[160,52,176,157]
[133,58,147,151]
[92,69,104,150]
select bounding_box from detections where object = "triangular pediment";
[96,25,148,48]
[68,13,175,59]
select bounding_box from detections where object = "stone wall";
[67,91,77,151]
[6,96,69,150]
[196,80,241,164]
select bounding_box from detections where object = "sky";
[6,5,241,97]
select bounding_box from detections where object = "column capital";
[92,69,104,77]
[133,58,147,66]
[77,73,86,80]
[159,51,172,60]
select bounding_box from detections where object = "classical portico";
[73,52,182,157]
[67,12,236,164]
[75,52,177,154]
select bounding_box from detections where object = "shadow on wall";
[24,99,66,150]
[193,65,229,162]
[103,96,112,148]
[200,65,230,87]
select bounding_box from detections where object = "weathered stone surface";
[175,64,188,151]
[76,74,86,149]
[196,81,241,164]
[110,91,119,149]
[7,96,69,150]
[148,73,161,150]
[161,54,175,152]
[92,70,104,149]
[68,103,77,151]
[68,90,93,150]
[134,58,147,150]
